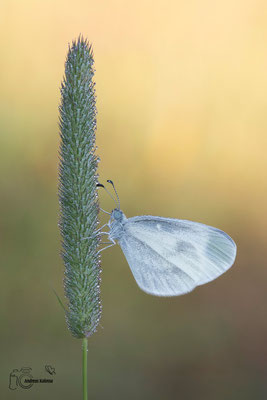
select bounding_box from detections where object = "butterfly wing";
[118,216,236,296]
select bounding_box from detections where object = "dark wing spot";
[176,241,196,254]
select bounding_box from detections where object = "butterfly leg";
[82,232,109,241]
[100,208,111,215]
[95,223,109,233]
[98,238,116,253]
[81,224,110,241]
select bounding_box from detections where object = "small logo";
[9,366,55,390]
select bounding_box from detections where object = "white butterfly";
[97,181,237,297]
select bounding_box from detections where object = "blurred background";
[1,0,267,399]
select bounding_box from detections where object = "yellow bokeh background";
[1,1,267,399]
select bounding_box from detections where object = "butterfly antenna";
[97,183,119,208]
[107,180,120,210]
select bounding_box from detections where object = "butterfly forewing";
[117,216,236,296]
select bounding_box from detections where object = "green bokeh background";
[1,1,267,399]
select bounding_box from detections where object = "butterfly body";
[108,208,127,241]
[106,208,237,297]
